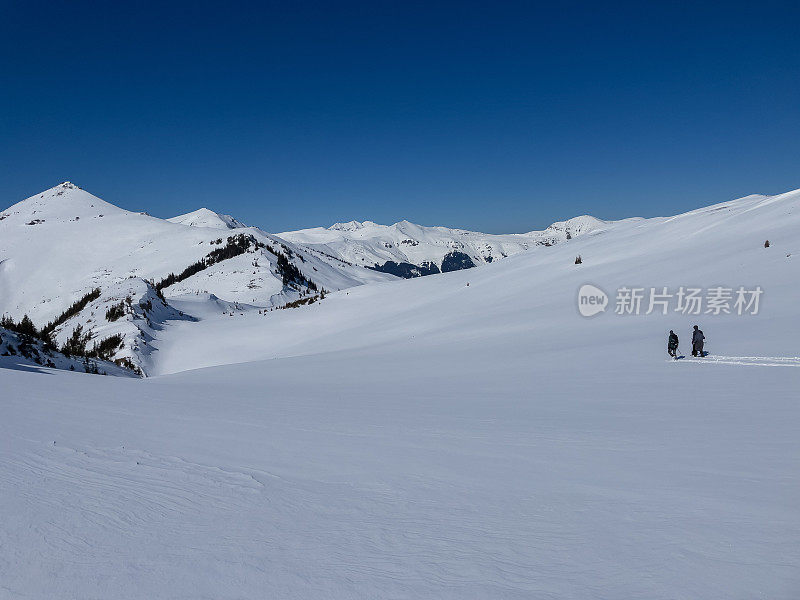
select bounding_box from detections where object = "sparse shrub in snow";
[150,281,167,303]
[16,332,38,360]
[61,325,92,357]
[114,356,142,376]
[764,240,770,248]
[275,249,317,290]
[281,294,321,309]
[155,234,268,292]
[105,300,127,322]
[89,333,124,361]
[575,255,582,264]
[42,288,101,338]
[0,325,126,376]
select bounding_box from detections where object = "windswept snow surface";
[2,189,800,598]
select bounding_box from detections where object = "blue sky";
[2,1,799,233]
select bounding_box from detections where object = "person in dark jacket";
[667,330,679,358]
[691,325,705,357]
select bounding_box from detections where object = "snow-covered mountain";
[279,216,606,277]
[0,182,393,373]
[1,179,793,381]
[168,207,247,229]
[155,188,800,374]
[0,182,605,375]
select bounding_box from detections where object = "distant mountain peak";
[168,208,247,230]
[330,219,413,232]
[330,220,366,231]
[36,181,81,197]
[539,215,606,236]
[278,213,611,278]
[42,181,86,195]
[0,182,123,223]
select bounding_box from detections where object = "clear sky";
[2,1,799,233]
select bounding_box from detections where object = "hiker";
[667,330,679,358]
[691,325,705,357]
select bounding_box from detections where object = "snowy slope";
[1,187,799,598]
[0,183,392,323]
[0,326,133,376]
[279,215,607,275]
[44,278,191,375]
[168,207,247,229]
[156,188,800,373]
[0,183,394,372]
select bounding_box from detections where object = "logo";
[577,284,608,317]
[576,284,763,318]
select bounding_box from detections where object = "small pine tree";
[764,240,770,248]
[18,314,39,338]
[575,255,582,265]
[105,300,126,322]
[62,325,92,357]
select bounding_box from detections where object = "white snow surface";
[279,215,607,269]
[167,207,247,229]
[1,186,800,598]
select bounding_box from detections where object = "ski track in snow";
[677,356,800,367]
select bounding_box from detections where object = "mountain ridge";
[4,180,796,375]
[278,214,608,275]
[0,182,393,374]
